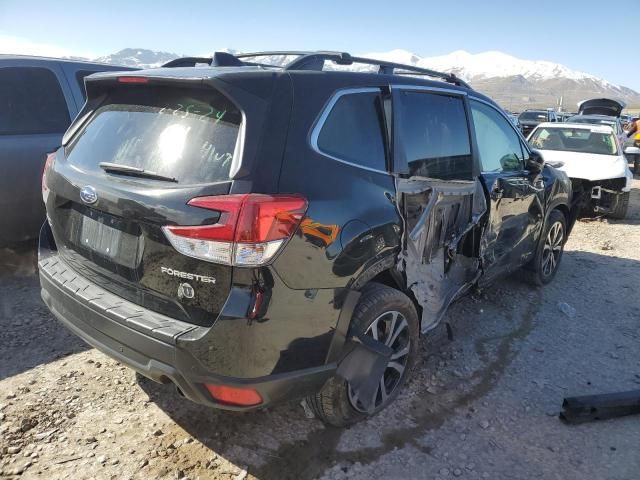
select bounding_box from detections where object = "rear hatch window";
[48,84,245,326]
[66,86,242,184]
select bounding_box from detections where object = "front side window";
[316,91,386,171]
[395,91,472,180]
[0,67,70,135]
[470,100,524,172]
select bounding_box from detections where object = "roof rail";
[162,50,471,89]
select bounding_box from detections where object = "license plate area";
[65,206,142,269]
[81,215,124,258]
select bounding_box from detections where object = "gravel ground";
[1,180,639,480]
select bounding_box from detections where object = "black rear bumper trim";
[39,253,336,410]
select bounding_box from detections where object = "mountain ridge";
[92,48,640,110]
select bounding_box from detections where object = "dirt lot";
[1,181,639,480]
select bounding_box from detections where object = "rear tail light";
[163,194,308,266]
[205,384,263,407]
[42,152,56,202]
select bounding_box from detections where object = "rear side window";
[395,91,472,180]
[66,86,242,185]
[316,91,386,171]
[0,67,70,135]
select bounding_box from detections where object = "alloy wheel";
[541,221,564,277]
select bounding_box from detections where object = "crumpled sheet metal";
[396,177,487,331]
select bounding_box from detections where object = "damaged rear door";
[392,87,486,332]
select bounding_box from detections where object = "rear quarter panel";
[275,75,401,290]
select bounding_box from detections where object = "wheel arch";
[348,253,425,335]
[545,198,577,237]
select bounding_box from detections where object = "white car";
[528,122,633,219]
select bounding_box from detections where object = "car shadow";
[137,247,640,480]
[0,242,89,380]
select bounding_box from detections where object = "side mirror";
[624,146,640,155]
[526,150,544,173]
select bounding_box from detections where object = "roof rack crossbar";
[163,51,471,88]
[240,51,470,88]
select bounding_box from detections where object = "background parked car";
[518,109,557,136]
[566,114,626,148]
[528,122,632,218]
[557,112,575,122]
[0,55,133,246]
[506,111,522,131]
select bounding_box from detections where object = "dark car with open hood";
[518,109,558,137]
[39,51,577,426]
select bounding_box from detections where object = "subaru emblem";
[80,186,98,205]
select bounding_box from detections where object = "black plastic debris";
[560,389,640,424]
[337,334,393,414]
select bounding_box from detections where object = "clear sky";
[1,0,638,90]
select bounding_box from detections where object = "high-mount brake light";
[117,76,149,84]
[163,194,308,266]
[42,152,56,202]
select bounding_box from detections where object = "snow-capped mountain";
[364,49,606,83]
[93,48,181,68]
[360,49,640,110]
[91,48,640,110]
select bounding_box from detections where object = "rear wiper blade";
[99,162,178,183]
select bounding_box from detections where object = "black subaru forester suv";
[39,51,576,426]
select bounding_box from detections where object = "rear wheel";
[522,209,566,286]
[307,283,419,426]
[609,191,629,220]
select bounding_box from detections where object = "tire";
[307,283,419,427]
[522,209,567,287]
[609,191,629,220]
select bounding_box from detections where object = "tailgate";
[45,82,245,326]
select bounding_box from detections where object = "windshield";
[519,111,547,121]
[529,127,618,155]
[567,116,618,134]
[66,86,242,185]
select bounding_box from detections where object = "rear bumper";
[39,250,339,411]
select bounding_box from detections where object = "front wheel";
[522,209,567,286]
[609,191,629,220]
[307,283,419,427]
